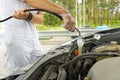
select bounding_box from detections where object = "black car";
[1,28,120,80]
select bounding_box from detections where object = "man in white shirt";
[0,0,75,74]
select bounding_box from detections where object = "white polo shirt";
[0,0,44,73]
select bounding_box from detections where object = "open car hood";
[2,28,120,80]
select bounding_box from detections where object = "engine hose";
[82,59,95,79]
[75,27,81,36]
[0,16,13,23]
[0,9,62,23]
[25,9,63,20]
[72,52,120,64]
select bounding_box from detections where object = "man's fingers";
[62,21,75,32]
[61,13,75,32]
[13,9,29,20]
[13,10,21,19]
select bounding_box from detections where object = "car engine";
[3,28,120,80]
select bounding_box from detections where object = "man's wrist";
[25,12,33,21]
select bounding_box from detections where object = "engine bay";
[3,28,120,80]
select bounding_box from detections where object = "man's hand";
[61,13,75,32]
[13,9,29,20]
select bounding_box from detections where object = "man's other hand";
[61,13,75,32]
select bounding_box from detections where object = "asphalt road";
[0,36,71,78]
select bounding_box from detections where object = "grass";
[39,36,53,40]
[35,24,64,31]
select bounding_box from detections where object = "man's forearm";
[22,0,68,15]
[30,13,44,24]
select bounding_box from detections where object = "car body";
[1,28,120,80]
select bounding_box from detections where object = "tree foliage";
[42,0,120,29]
[85,0,120,28]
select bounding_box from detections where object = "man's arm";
[22,0,75,31]
[22,0,68,15]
